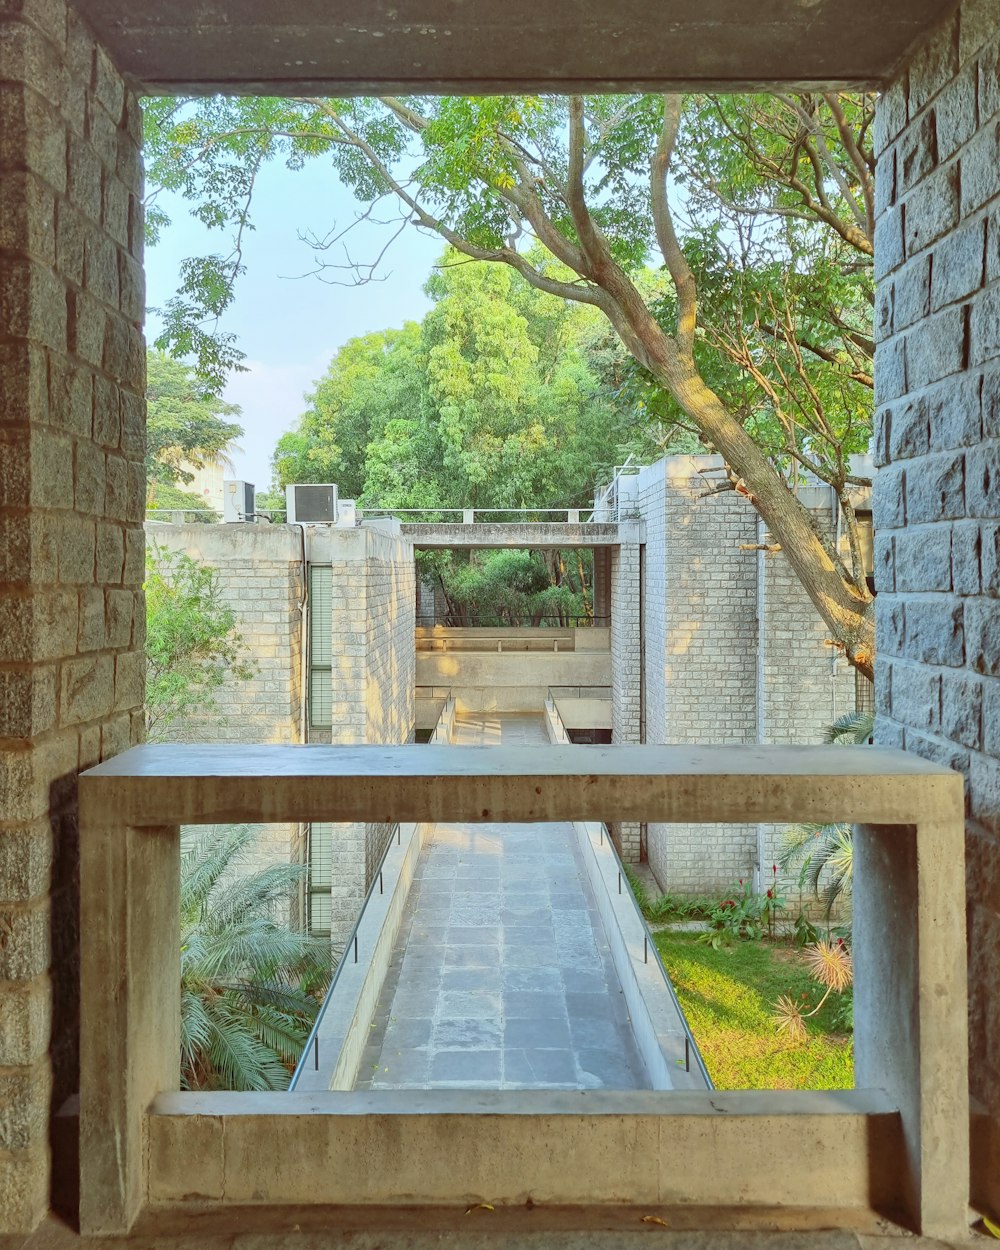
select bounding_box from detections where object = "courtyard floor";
[353,712,649,1090]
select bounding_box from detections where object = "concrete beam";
[80,742,960,828]
[71,0,946,94]
[404,523,625,549]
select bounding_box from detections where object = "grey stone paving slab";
[352,713,649,1092]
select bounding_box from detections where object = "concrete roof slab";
[72,0,950,94]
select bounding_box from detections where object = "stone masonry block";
[46,354,91,438]
[898,107,937,193]
[874,147,896,221]
[54,515,94,586]
[0,974,50,1067]
[966,442,1000,516]
[931,218,986,311]
[67,289,106,367]
[907,9,959,114]
[961,117,1000,216]
[875,594,904,654]
[953,520,983,594]
[929,371,983,450]
[60,653,113,724]
[967,597,1000,675]
[874,74,908,154]
[0,255,66,354]
[875,277,894,343]
[971,284,1000,367]
[893,253,931,328]
[0,168,55,264]
[82,226,118,308]
[875,465,905,532]
[904,451,965,523]
[874,334,906,403]
[92,373,120,448]
[86,97,118,169]
[906,304,967,391]
[942,667,983,748]
[874,532,895,592]
[76,584,105,651]
[73,439,105,515]
[874,204,905,280]
[103,453,126,520]
[54,198,85,286]
[28,427,73,508]
[0,19,65,107]
[982,523,1000,596]
[0,1062,50,1151]
[888,393,929,458]
[903,161,960,256]
[0,899,49,980]
[936,63,979,158]
[95,517,123,585]
[890,659,942,731]
[0,82,65,191]
[895,525,952,591]
[984,369,1000,437]
[101,170,130,249]
[980,32,1000,118]
[905,596,965,666]
[0,665,55,738]
[113,648,144,712]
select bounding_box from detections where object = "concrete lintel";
[405,523,624,549]
[70,0,946,94]
[79,743,963,828]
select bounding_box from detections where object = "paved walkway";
[354,713,649,1090]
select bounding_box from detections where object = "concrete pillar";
[610,535,642,861]
[0,1,145,1230]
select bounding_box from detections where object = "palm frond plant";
[180,824,333,1091]
[779,710,873,920]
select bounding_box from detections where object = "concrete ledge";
[146,1088,903,1212]
[292,822,429,1093]
[405,523,627,549]
[574,820,706,1091]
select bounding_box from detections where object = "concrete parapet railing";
[78,740,969,1241]
[291,821,429,1093]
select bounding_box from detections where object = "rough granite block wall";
[873,0,1000,1215]
[0,0,144,1230]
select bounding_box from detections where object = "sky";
[144,157,444,490]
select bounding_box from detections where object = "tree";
[144,91,876,676]
[144,544,256,739]
[146,349,244,507]
[180,824,332,1090]
[271,249,665,513]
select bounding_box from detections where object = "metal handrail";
[598,823,714,1089]
[289,819,405,1091]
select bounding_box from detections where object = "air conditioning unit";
[335,499,357,528]
[286,483,338,525]
[223,480,256,522]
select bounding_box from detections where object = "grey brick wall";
[610,534,642,861]
[0,1,144,1229]
[636,458,855,896]
[310,523,416,944]
[873,0,1000,1205]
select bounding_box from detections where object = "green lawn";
[654,930,853,1091]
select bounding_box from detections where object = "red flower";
[766,889,773,899]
